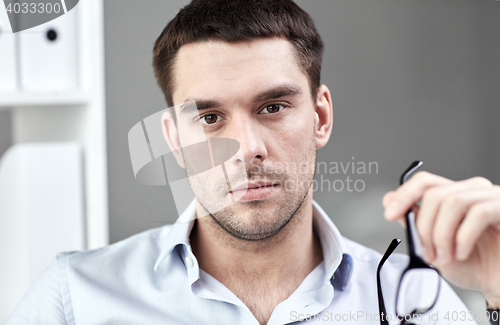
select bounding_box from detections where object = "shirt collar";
[153,200,197,271]
[154,199,353,290]
[310,200,346,280]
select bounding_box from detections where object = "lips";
[230,181,277,192]
[229,181,280,201]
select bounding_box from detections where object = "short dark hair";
[152,0,324,108]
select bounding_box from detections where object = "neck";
[190,193,323,290]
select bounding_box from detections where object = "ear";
[314,84,333,150]
[161,111,185,169]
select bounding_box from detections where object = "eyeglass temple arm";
[400,161,423,258]
[404,210,418,258]
[377,238,402,325]
[400,161,423,185]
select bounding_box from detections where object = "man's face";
[170,37,323,240]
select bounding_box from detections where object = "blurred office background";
[1,0,499,323]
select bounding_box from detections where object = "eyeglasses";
[377,161,442,325]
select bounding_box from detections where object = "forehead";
[172,38,309,106]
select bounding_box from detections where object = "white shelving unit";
[0,0,108,250]
[0,90,89,107]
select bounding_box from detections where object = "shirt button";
[185,256,194,267]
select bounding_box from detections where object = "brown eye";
[200,114,222,125]
[261,104,284,114]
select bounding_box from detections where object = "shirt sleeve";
[6,254,69,325]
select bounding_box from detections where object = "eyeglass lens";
[396,268,441,316]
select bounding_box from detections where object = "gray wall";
[0,111,11,157]
[104,0,189,240]
[103,1,499,321]
[298,0,500,250]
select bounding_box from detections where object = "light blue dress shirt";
[7,200,474,324]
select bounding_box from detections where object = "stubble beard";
[187,135,317,242]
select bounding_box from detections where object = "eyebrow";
[251,83,303,103]
[179,83,303,113]
[179,98,223,114]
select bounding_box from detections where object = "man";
[8,0,500,324]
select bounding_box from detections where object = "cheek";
[271,112,316,160]
[176,120,209,147]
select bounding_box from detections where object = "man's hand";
[383,171,500,308]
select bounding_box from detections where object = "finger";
[384,171,451,221]
[456,194,500,261]
[411,204,420,217]
[432,186,498,266]
[392,205,419,228]
[418,177,493,263]
[382,191,396,217]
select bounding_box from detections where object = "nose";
[228,117,267,167]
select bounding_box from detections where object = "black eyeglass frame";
[377,161,442,325]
